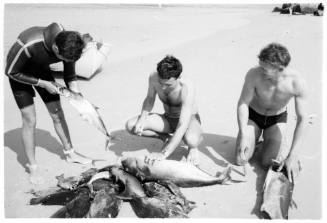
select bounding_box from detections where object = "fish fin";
[157,180,180,196]
[115,194,133,201]
[105,137,110,150]
[55,174,64,180]
[92,104,100,110]
[290,199,298,209]
[51,206,69,218]
[91,159,108,166]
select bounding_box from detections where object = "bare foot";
[27,164,45,185]
[65,149,93,165]
[186,148,200,166]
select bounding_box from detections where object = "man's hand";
[134,120,145,136]
[277,154,302,183]
[144,152,166,165]
[38,80,61,94]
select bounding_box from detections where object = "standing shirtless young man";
[235,43,307,182]
[125,55,203,165]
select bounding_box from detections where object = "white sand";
[3,4,323,219]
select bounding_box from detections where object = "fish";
[109,167,195,218]
[260,162,294,219]
[121,156,232,187]
[56,168,99,190]
[109,166,147,199]
[51,187,92,218]
[140,181,196,217]
[30,188,81,206]
[58,86,111,150]
[86,189,122,218]
[30,170,124,218]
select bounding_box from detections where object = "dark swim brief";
[8,72,60,109]
[249,107,287,130]
[164,113,201,132]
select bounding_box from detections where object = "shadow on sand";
[109,129,237,166]
[108,129,267,218]
[4,128,65,172]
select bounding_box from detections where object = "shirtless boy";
[125,55,203,165]
[235,43,307,182]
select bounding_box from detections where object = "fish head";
[109,166,145,199]
[121,156,151,181]
[121,157,138,174]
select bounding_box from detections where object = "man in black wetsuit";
[5,22,92,184]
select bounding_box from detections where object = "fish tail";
[30,190,77,206]
[216,166,232,184]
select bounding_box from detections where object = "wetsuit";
[249,107,287,130]
[5,22,78,109]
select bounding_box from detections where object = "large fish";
[260,163,294,219]
[58,86,111,150]
[121,157,231,188]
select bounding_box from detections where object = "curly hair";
[258,43,291,68]
[55,31,85,61]
[157,55,183,79]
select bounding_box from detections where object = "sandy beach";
[3,4,323,219]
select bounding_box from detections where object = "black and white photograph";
[1,0,325,220]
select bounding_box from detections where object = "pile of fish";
[29,157,232,218]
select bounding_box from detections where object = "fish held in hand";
[260,163,294,219]
[58,86,111,150]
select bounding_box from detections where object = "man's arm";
[139,74,157,120]
[162,82,194,157]
[281,77,308,182]
[133,74,157,135]
[288,77,308,158]
[63,62,80,93]
[5,41,40,85]
[237,70,256,135]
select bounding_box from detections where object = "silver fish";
[260,164,294,219]
[58,86,111,150]
[121,157,231,188]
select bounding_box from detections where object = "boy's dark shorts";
[8,72,60,109]
[249,107,287,130]
[164,113,201,132]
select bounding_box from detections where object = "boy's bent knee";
[184,134,202,147]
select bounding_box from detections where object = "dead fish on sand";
[56,168,98,190]
[121,156,232,188]
[109,166,195,218]
[260,161,294,219]
[30,171,123,218]
[58,86,111,150]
